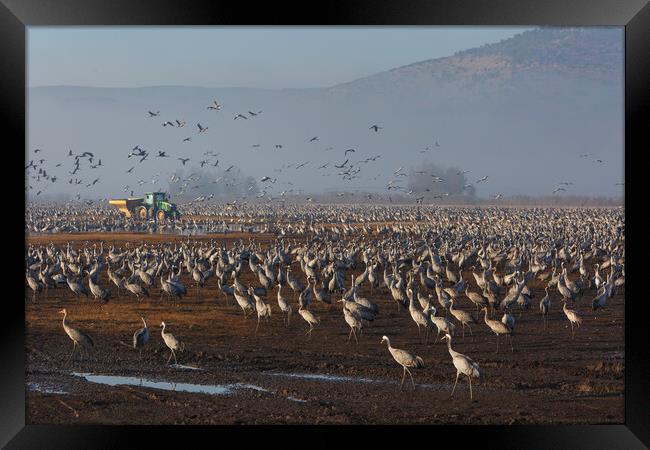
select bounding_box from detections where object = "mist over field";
[27,28,624,203]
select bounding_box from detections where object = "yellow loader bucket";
[109,198,143,218]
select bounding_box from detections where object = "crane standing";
[59,308,94,362]
[380,335,424,390]
[160,321,185,364]
[133,316,149,359]
[441,333,480,400]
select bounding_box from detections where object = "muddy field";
[25,233,624,425]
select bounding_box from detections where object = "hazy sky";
[28,26,532,89]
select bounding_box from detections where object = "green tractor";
[109,191,181,223]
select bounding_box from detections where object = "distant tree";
[407,162,475,197]
[167,166,259,202]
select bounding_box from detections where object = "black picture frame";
[4,0,647,448]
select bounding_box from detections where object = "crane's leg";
[68,342,77,363]
[450,372,460,398]
[173,350,178,365]
[462,324,465,341]
[167,350,173,364]
[348,328,353,342]
[468,375,473,400]
[400,367,406,390]
[352,328,358,344]
[496,335,499,353]
[570,321,574,339]
[287,311,291,327]
[255,316,261,335]
[509,334,514,352]
[407,367,415,389]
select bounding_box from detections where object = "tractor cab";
[144,192,165,206]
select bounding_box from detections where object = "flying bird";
[178,158,190,165]
[148,111,160,117]
[344,149,355,156]
[334,159,349,169]
[183,137,192,142]
[207,101,222,111]
[197,123,208,133]
[234,114,248,120]
[157,151,169,158]
[126,167,135,173]
[369,125,383,132]
[162,121,175,127]
[476,176,489,183]
[553,187,567,193]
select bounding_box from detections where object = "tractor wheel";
[157,210,166,223]
[136,206,148,220]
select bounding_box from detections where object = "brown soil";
[25,233,624,424]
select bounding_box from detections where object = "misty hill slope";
[28,28,623,199]
[330,27,622,95]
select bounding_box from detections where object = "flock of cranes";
[27,204,624,400]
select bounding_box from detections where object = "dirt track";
[25,233,624,425]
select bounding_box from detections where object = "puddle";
[27,382,68,395]
[264,371,447,389]
[72,372,267,396]
[267,372,378,384]
[168,364,204,371]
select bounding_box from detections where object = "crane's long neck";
[142,318,147,328]
[445,336,454,354]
